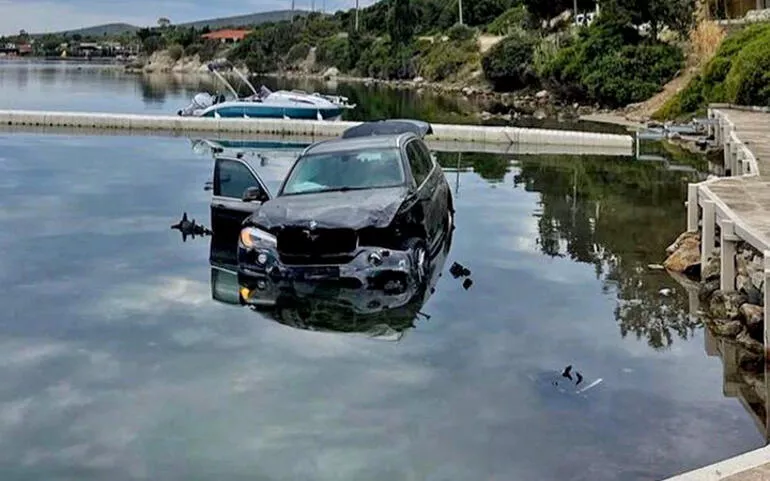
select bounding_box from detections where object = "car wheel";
[403,237,428,282]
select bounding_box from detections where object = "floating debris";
[171,212,212,242]
[647,264,665,271]
[659,288,673,296]
[450,262,472,279]
[462,278,473,290]
[576,378,603,394]
[562,365,573,381]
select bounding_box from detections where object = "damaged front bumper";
[237,242,417,292]
[237,272,418,313]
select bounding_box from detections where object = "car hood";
[248,187,409,230]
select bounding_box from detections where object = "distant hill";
[36,9,312,37]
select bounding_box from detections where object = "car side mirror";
[242,187,268,203]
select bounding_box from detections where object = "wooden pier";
[687,105,770,348]
[671,104,770,481]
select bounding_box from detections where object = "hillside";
[36,10,311,37]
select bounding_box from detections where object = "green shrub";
[447,24,476,42]
[167,44,184,62]
[418,38,478,82]
[316,36,350,70]
[482,34,538,91]
[581,45,682,107]
[542,20,683,107]
[487,5,529,35]
[725,40,770,106]
[286,42,311,64]
[655,23,770,119]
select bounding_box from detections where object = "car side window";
[214,159,258,198]
[406,141,431,187]
[415,141,435,177]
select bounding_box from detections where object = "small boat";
[177,60,356,120]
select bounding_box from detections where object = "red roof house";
[201,29,250,44]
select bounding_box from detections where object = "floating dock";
[0,109,634,150]
[0,123,634,157]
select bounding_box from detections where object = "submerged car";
[209,120,454,288]
[206,204,453,341]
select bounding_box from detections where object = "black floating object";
[562,365,573,381]
[449,262,464,278]
[576,372,583,386]
[462,278,473,290]
[171,212,212,242]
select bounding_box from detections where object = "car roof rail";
[341,119,433,139]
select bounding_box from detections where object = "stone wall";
[664,231,766,359]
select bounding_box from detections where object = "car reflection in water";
[208,207,453,341]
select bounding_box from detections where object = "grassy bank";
[655,23,770,120]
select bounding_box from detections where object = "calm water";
[0,62,766,480]
[0,130,765,481]
[0,60,627,133]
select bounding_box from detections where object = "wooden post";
[687,184,699,233]
[720,219,737,292]
[702,200,716,268]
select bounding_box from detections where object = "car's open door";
[210,156,272,236]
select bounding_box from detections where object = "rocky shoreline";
[664,231,767,360]
[122,52,606,122]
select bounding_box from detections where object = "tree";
[388,0,415,46]
[157,17,171,28]
[603,0,695,40]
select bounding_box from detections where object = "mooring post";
[701,200,716,268]
[762,251,770,348]
[720,219,737,292]
[687,184,699,233]
[732,148,740,176]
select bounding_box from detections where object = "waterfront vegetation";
[3,0,768,112]
[655,23,770,119]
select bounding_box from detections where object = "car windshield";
[281,147,405,195]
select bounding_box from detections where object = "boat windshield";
[281,148,405,195]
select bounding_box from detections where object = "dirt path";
[478,34,504,53]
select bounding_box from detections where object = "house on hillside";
[201,29,250,44]
[711,0,770,18]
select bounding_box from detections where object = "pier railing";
[686,105,770,349]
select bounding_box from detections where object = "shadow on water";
[704,329,770,443]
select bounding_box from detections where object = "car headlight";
[239,227,277,249]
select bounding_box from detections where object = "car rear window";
[281,148,405,195]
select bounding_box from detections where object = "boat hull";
[200,103,344,120]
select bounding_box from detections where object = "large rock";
[708,290,748,320]
[666,231,698,255]
[736,330,765,355]
[739,303,763,331]
[698,279,721,303]
[663,232,700,273]
[701,251,720,281]
[704,318,743,337]
[322,67,340,78]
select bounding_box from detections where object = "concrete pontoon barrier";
[0,109,634,150]
[0,124,635,157]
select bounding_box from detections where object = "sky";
[0,0,377,35]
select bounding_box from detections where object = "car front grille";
[277,227,358,259]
